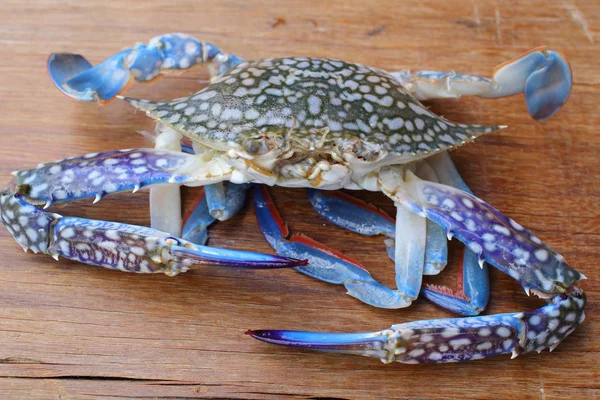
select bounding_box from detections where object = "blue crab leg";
[181,188,214,246]
[307,189,447,276]
[247,286,585,363]
[419,153,490,316]
[255,185,372,284]
[48,33,245,103]
[256,186,413,308]
[181,183,250,245]
[204,182,249,221]
[392,47,572,121]
[0,191,306,273]
[378,168,585,297]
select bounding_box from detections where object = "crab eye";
[243,139,261,154]
[16,184,32,197]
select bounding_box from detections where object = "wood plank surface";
[0,1,599,398]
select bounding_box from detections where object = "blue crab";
[0,33,585,364]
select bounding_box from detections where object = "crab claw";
[0,191,306,274]
[10,148,234,208]
[48,33,225,103]
[247,286,585,363]
[483,47,572,121]
[395,47,572,121]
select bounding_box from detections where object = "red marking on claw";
[329,191,396,224]
[182,188,206,227]
[290,233,369,272]
[258,186,289,238]
[424,283,469,301]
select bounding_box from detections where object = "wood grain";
[0,1,599,398]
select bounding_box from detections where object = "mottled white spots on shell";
[374,85,387,95]
[380,96,393,107]
[534,249,549,262]
[478,328,491,337]
[191,114,208,123]
[441,198,455,209]
[530,236,542,245]
[529,315,542,326]
[408,349,425,358]
[366,75,380,83]
[174,102,187,110]
[244,109,260,120]
[88,170,101,180]
[184,41,198,56]
[449,338,471,350]
[184,106,196,116]
[328,121,342,131]
[221,108,242,120]
[163,58,175,68]
[496,326,512,338]
[49,165,62,174]
[469,242,482,254]
[509,219,524,231]
[450,211,463,222]
[465,219,477,232]
[492,224,511,236]
[415,118,425,130]
[211,103,222,117]
[256,95,267,105]
[408,102,432,116]
[345,80,359,90]
[105,230,120,240]
[461,198,474,208]
[193,90,217,101]
[388,117,403,130]
[420,334,434,343]
[482,233,495,242]
[61,227,76,239]
[308,95,322,115]
[233,87,248,97]
[484,242,496,252]
[155,158,168,167]
[476,342,492,351]
[441,328,460,338]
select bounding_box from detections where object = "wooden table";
[1,1,598,398]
